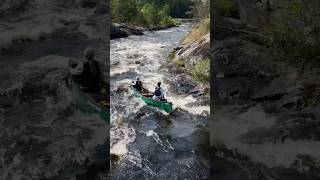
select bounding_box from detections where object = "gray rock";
[216,73,225,79]
[111,24,128,39]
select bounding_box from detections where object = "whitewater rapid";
[110,24,210,179]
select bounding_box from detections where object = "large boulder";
[110,24,128,39]
[110,23,144,40]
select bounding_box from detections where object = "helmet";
[84,47,95,61]
[157,82,161,87]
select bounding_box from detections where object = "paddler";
[71,47,105,93]
[153,82,165,101]
[133,77,142,92]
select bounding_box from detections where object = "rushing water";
[110,24,210,179]
[0,7,109,179]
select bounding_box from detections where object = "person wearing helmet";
[153,82,165,101]
[70,47,104,92]
[82,47,105,92]
[133,77,142,92]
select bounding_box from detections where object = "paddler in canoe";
[132,77,143,92]
[69,48,109,121]
[131,79,173,113]
[70,48,105,93]
[152,82,166,101]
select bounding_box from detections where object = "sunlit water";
[110,24,210,179]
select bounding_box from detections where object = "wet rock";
[110,154,120,165]
[123,27,143,36]
[211,0,320,176]
[111,23,143,39]
[174,46,183,51]
[111,24,128,39]
[189,85,209,97]
[170,75,196,94]
[252,93,286,102]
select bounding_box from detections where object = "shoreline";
[111,19,194,40]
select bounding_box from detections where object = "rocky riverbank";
[167,19,210,102]
[110,23,179,40]
[211,0,320,179]
[110,19,191,39]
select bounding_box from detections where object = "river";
[110,24,210,179]
[0,5,109,179]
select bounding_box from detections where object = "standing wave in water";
[110,24,210,179]
[0,55,108,179]
[0,0,109,178]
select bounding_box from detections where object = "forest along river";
[110,23,210,179]
[0,14,109,179]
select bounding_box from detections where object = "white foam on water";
[0,1,97,49]
[21,55,70,69]
[211,104,320,170]
[110,24,210,178]
[110,121,136,155]
[168,95,210,115]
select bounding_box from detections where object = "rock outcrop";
[211,0,320,178]
[168,21,210,98]
[110,23,143,40]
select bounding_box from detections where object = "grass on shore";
[182,18,210,45]
[175,58,185,67]
[191,58,210,83]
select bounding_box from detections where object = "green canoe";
[131,86,173,113]
[70,80,110,123]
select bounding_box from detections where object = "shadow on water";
[211,146,320,180]
[111,105,210,179]
[110,23,209,179]
[0,62,109,179]
[0,32,108,179]
[0,37,102,64]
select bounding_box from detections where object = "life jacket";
[76,60,100,88]
[135,81,142,90]
[88,60,100,77]
[154,87,162,96]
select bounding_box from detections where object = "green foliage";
[182,18,210,44]
[175,58,185,67]
[189,0,209,19]
[216,0,238,18]
[140,2,159,26]
[111,0,194,27]
[160,16,175,26]
[111,0,139,23]
[192,59,210,83]
[267,0,320,72]
[169,0,195,18]
[168,49,178,60]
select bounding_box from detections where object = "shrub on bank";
[267,0,320,73]
[175,58,185,67]
[215,0,239,18]
[112,0,184,28]
[182,18,210,44]
[192,59,210,83]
